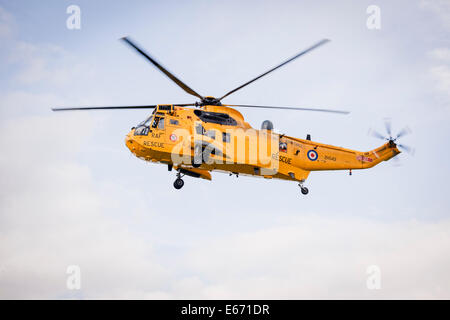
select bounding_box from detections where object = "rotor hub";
[388,139,397,148]
[198,96,222,107]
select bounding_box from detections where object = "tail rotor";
[368,119,415,156]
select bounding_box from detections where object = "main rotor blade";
[223,104,349,114]
[52,103,196,111]
[52,105,158,111]
[398,143,414,155]
[121,37,204,100]
[384,118,392,137]
[395,126,411,140]
[368,128,387,140]
[218,39,330,101]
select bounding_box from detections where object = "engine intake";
[261,120,273,130]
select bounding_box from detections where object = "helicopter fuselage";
[124,104,401,184]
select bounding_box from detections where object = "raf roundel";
[307,150,318,161]
[170,134,177,142]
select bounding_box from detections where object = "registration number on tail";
[357,155,373,162]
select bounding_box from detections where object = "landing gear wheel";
[301,187,309,195]
[173,178,184,190]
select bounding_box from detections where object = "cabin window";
[158,117,165,129]
[152,117,165,129]
[195,123,206,135]
[222,132,230,143]
[169,119,179,126]
[206,130,216,140]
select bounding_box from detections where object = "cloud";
[430,65,450,94]
[0,6,168,299]
[0,114,170,299]
[420,0,450,30]
[0,6,95,89]
[3,159,450,300]
[179,216,450,299]
[0,6,14,38]
[0,91,64,119]
[7,41,96,87]
[429,48,450,98]
[430,48,450,62]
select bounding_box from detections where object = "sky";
[0,0,450,299]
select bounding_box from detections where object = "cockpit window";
[134,126,149,136]
[134,115,153,136]
[143,117,152,127]
[138,115,153,127]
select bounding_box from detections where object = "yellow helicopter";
[53,37,412,194]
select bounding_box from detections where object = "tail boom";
[297,140,400,171]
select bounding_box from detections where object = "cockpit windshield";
[134,115,153,136]
[138,115,153,127]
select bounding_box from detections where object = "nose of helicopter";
[125,131,135,153]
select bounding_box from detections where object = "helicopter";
[52,37,412,194]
